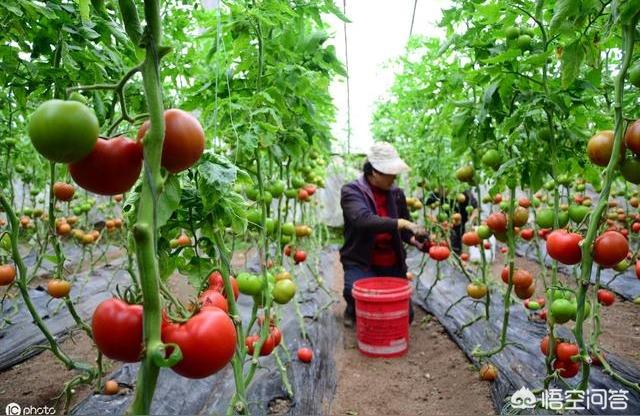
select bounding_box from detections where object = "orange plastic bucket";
[352,277,412,358]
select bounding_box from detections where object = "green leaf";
[158,175,182,228]
[549,0,579,34]
[78,0,90,22]
[561,40,584,89]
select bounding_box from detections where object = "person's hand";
[397,218,421,234]
[410,236,430,252]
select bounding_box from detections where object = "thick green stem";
[574,20,636,392]
[127,1,167,413]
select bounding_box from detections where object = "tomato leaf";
[157,175,182,229]
[561,40,584,89]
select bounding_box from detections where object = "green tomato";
[499,201,509,212]
[621,158,640,184]
[557,174,572,186]
[281,223,295,236]
[517,34,532,50]
[246,209,262,227]
[291,176,305,188]
[0,233,11,252]
[265,218,276,234]
[22,207,33,216]
[68,92,88,104]
[531,198,541,208]
[568,205,590,223]
[268,180,285,197]
[236,272,263,296]
[633,297,640,305]
[575,183,586,192]
[284,189,298,199]
[272,279,297,304]
[441,203,450,212]
[14,165,25,174]
[614,259,630,272]
[30,188,40,197]
[72,206,83,216]
[550,299,574,324]
[437,212,448,222]
[505,26,520,40]
[262,191,273,205]
[527,300,540,311]
[477,225,492,239]
[629,63,640,88]
[536,208,555,228]
[28,100,99,163]
[465,205,474,214]
[481,149,501,170]
[280,235,292,245]
[245,187,259,201]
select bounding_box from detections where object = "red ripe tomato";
[539,309,547,321]
[518,197,531,208]
[593,231,629,268]
[303,184,317,196]
[162,307,236,378]
[554,359,580,378]
[500,247,508,254]
[0,264,17,286]
[486,212,507,233]
[636,260,640,279]
[284,245,293,257]
[137,109,205,173]
[429,246,450,261]
[297,188,310,201]
[538,228,550,240]
[207,271,240,300]
[297,347,313,363]
[246,334,276,356]
[632,222,640,233]
[556,342,579,362]
[53,182,75,201]
[501,267,510,284]
[620,228,629,238]
[493,194,503,204]
[624,119,640,155]
[92,298,143,362]
[537,297,546,308]
[199,290,229,312]
[270,326,282,347]
[513,269,533,289]
[460,252,470,261]
[520,228,534,241]
[294,250,307,264]
[438,241,449,248]
[540,335,550,356]
[597,289,615,306]
[483,241,491,250]
[546,230,582,265]
[69,137,143,195]
[462,231,481,246]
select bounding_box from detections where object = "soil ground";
[0,247,637,415]
[328,252,495,416]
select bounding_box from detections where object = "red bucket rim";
[352,277,411,300]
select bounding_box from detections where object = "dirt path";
[329,253,495,416]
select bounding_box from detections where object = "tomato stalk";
[574,18,637,392]
[0,192,95,377]
[544,186,561,388]
[211,232,249,413]
[474,185,517,358]
[124,1,182,413]
[474,184,490,320]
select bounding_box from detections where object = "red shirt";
[370,184,398,267]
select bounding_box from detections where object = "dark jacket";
[339,175,413,273]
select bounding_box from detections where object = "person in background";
[339,142,428,328]
[425,188,478,255]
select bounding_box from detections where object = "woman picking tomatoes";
[339,142,428,327]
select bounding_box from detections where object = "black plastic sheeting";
[0,259,130,371]
[515,241,640,301]
[407,251,640,415]
[70,248,339,416]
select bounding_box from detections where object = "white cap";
[366,142,410,175]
